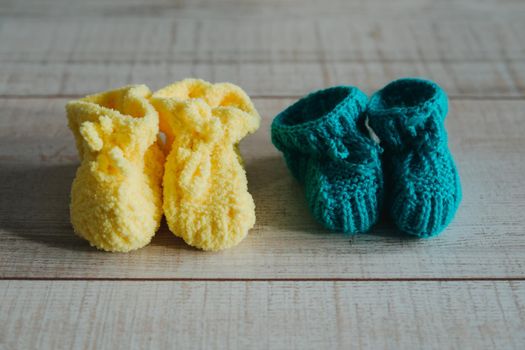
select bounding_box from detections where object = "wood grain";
[1,98,524,279]
[1,18,524,62]
[1,0,525,347]
[0,18,523,97]
[2,0,525,21]
[1,280,525,350]
[0,60,521,98]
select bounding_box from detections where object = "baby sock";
[271,86,383,234]
[67,85,164,252]
[151,79,260,251]
[367,78,462,237]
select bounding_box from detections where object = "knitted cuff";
[271,86,368,160]
[153,79,261,146]
[367,78,449,152]
[66,85,159,160]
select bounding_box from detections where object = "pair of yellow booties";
[67,79,260,252]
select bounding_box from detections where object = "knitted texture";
[67,85,164,252]
[152,79,260,251]
[272,86,383,234]
[367,78,462,237]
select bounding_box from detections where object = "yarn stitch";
[67,85,164,252]
[367,78,462,237]
[271,86,383,233]
[152,79,260,251]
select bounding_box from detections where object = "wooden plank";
[1,98,524,279]
[0,61,521,98]
[1,281,525,349]
[0,18,523,97]
[2,0,525,21]
[1,18,524,63]
[1,1,522,349]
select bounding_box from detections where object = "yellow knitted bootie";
[152,79,260,251]
[67,85,164,252]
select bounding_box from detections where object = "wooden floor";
[1,0,525,349]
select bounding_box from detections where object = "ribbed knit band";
[271,86,369,160]
[367,78,448,153]
[306,166,383,233]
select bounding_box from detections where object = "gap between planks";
[2,277,525,282]
[2,58,525,64]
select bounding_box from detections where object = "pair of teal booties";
[271,78,462,237]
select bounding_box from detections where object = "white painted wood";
[2,18,524,62]
[1,281,524,350]
[0,17,522,97]
[1,98,524,279]
[1,18,524,63]
[0,60,520,98]
[2,0,525,21]
[1,0,524,348]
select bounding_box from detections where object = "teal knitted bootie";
[367,78,462,237]
[271,86,383,234]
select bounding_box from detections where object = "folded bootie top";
[367,78,461,237]
[154,79,259,150]
[272,86,376,162]
[67,85,164,252]
[67,85,159,164]
[271,86,383,234]
[367,78,449,153]
[152,79,260,251]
